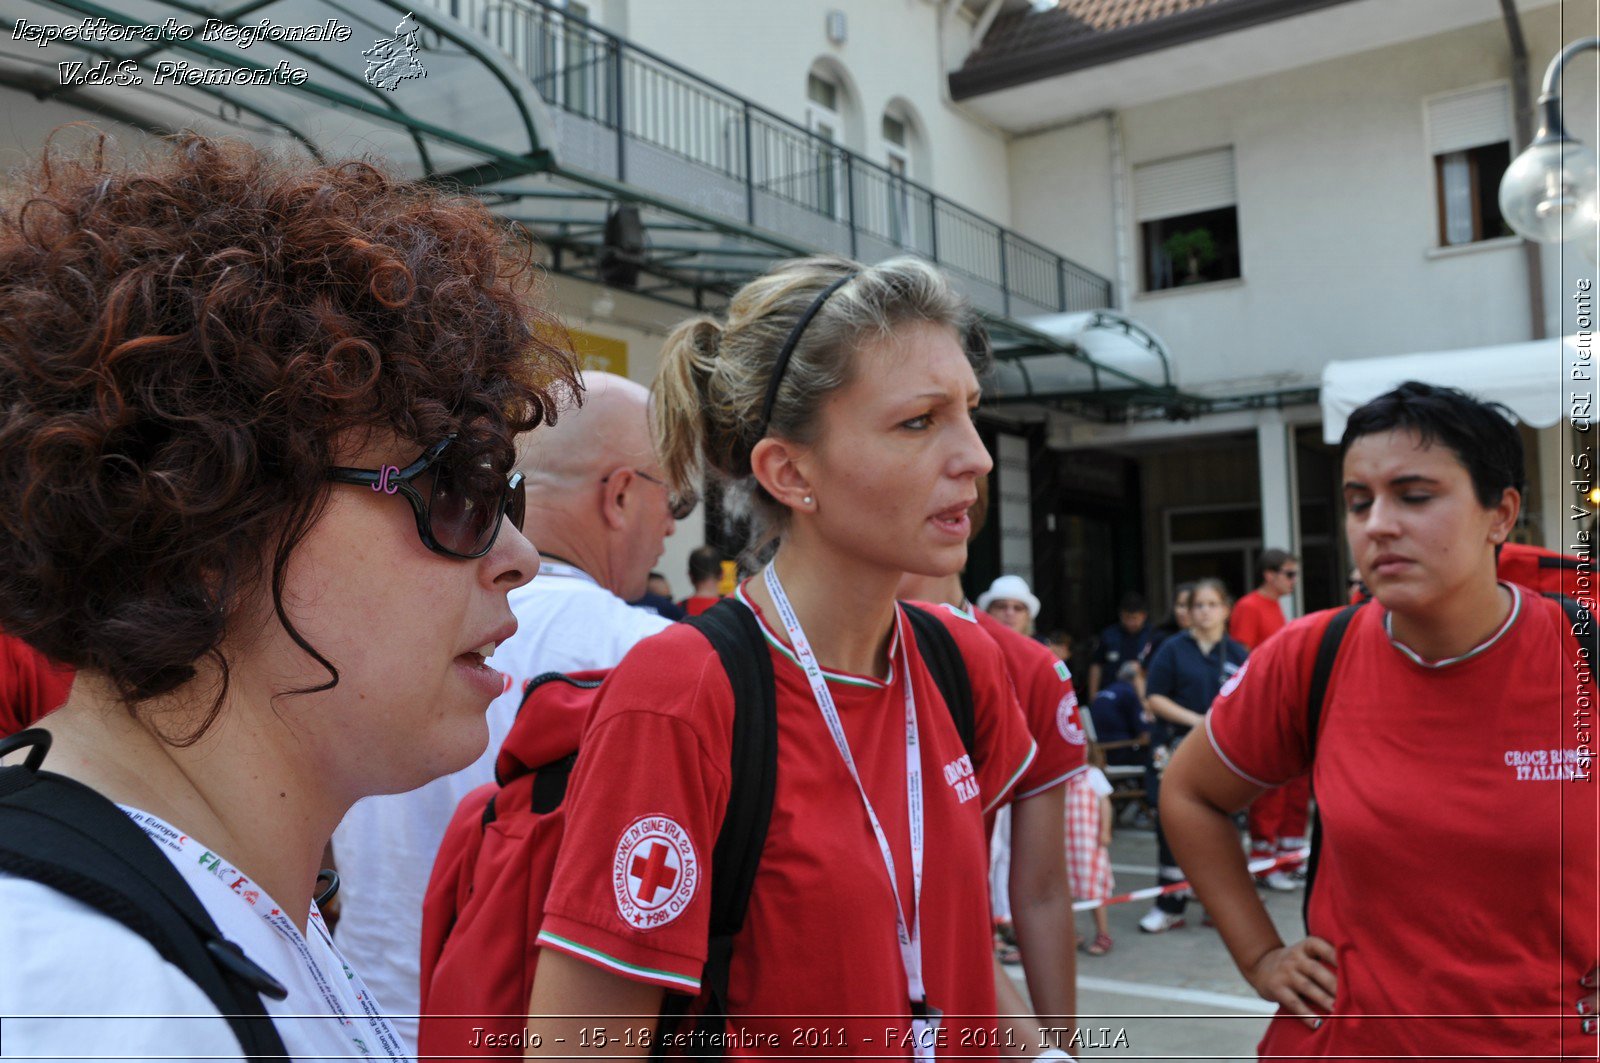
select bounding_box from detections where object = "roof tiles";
[951,0,1349,98]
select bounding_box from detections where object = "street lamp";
[1499,36,1599,260]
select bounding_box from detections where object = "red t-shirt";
[680,595,721,618]
[973,607,1086,806]
[0,633,74,736]
[1208,587,1597,1060]
[1228,589,1287,651]
[538,592,1036,1057]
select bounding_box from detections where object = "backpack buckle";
[206,936,290,1001]
[0,728,53,773]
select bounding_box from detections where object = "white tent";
[1320,335,1591,443]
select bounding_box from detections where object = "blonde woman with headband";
[525,257,1051,1058]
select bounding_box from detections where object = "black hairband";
[755,272,857,437]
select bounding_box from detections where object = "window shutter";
[1133,148,1236,222]
[1427,84,1511,155]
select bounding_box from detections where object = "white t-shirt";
[331,564,670,1045]
[1086,765,1113,799]
[0,806,407,1062]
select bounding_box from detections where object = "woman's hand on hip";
[1246,938,1338,1030]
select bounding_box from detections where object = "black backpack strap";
[1539,553,1583,571]
[528,753,578,815]
[0,728,290,1062]
[1301,601,1365,934]
[901,602,977,760]
[653,597,777,1057]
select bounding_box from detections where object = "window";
[1165,504,1256,603]
[526,0,595,118]
[883,114,908,158]
[561,1,593,117]
[1427,84,1514,246]
[1134,148,1241,291]
[883,113,911,245]
[807,72,838,113]
[805,71,843,217]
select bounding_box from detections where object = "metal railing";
[425,0,1114,314]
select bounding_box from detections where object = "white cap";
[975,574,1040,618]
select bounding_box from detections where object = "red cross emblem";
[613,815,698,931]
[630,842,679,903]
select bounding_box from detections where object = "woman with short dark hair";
[0,131,577,1058]
[1162,381,1597,1059]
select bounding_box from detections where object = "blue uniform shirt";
[1093,622,1156,673]
[1144,629,1248,736]
[1089,681,1147,745]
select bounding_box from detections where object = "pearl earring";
[802,495,813,505]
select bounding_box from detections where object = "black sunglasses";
[328,435,525,559]
[601,468,699,521]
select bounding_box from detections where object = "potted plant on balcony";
[1162,228,1217,285]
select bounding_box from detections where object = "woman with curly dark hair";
[0,131,577,1059]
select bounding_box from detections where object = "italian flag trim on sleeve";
[985,740,1038,815]
[535,930,703,993]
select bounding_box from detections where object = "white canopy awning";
[1320,335,1590,444]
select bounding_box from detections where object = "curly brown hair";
[0,129,578,741]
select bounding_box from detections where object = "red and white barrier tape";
[1071,847,1310,912]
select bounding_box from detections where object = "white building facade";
[1,0,1594,635]
[954,0,1597,629]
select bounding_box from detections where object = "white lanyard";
[762,566,939,1058]
[119,807,408,1061]
[538,559,598,585]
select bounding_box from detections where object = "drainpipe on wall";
[937,0,963,105]
[1500,0,1548,340]
[1107,111,1133,311]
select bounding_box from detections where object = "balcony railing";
[422,0,1114,317]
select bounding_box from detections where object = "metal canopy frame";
[5,0,1316,420]
[8,0,552,178]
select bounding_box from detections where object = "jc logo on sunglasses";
[373,465,400,495]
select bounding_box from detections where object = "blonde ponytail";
[652,316,721,498]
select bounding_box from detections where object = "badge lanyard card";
[763,566,940,1060]
[538,559,598,585]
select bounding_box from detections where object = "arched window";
[802,59,862,220]
[882,112,910,177]
[881,99,928,248]
[807,70,842,142]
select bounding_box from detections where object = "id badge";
[910,1002,942,1062]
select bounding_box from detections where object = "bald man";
[331,373,686,1042]
[514,371,683,605]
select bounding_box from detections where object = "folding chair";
[1079,709,1151,825]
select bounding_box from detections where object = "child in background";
[1069,744,1116,955]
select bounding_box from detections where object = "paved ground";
[1004,823,1303,1062]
